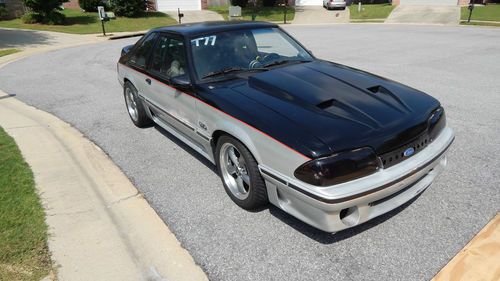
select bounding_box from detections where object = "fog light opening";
[339,206,359,227]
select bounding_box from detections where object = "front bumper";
[260,127,454,233]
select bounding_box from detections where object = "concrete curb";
[0,33,207,281]
[0,89,207,281]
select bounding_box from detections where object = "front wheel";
[123,81,153,128]
[215,136,268,210]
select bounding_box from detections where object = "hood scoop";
[368,85,391,95]
[316,99,335,110]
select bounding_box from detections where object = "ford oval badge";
[403,147,415,157]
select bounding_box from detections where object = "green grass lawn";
[0,8,176,34]
[209,5,295,22]
[349,3,395,21]
[0,127,51,281]
[461,4,500,22]
[0,49,21,57]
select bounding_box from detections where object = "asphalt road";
[1,24,499,281]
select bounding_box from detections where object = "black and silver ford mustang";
[117,21,454,233]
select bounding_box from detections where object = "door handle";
[145,78,152,85]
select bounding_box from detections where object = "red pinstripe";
[119,63,311,160]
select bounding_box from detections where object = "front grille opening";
[379,133,431,169]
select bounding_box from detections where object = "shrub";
[79,0,105,12]
[44,11,66,24]
[22,11,65,24]
[21,12,42,23]
[111,0,145,17]
[22,0,67,23]
[263,0,277,6]
[231,0,249,7]
[0,6,8,20]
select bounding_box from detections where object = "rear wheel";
[215,135,268,210]
[124,81,153,128]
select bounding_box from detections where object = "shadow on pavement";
[154,124,217,173]
[153,123,423,243]
[270,193,423,244]
[0,29,53,49]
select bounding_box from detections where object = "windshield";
[190,28,313,80]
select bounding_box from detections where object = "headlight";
[294,147,380,187]
[428,107,446,141]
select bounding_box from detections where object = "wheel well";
[211,130,230,151]
[211,130,259,164]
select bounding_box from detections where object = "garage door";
[157,0,200,11]
[399,0,458,5]
[295,0,323,6]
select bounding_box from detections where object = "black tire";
[123,81,153,128]
[215,135,268,210]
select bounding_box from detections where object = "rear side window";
[129,33,157,69]
[150,35,186,80]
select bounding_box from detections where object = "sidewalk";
[0,91,207,281]
[0,28,207,281]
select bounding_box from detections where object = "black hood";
[230,60,440,156]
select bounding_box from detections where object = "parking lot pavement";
[0,24,498,281]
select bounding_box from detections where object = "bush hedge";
[111,0,145,17]
[21,0,67,24]
[231,0,249,7]
[79,0,106,12]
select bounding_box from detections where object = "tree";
[79,0,106,12]
[22,0,67,24]
[111,0,145,17]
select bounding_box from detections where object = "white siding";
[157,0,201,11]
[295,0,323,6]
[400,0,458,5]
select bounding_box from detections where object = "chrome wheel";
[125,87,138,122]
[220,143,251,200]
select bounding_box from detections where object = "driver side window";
[149,34,186,80]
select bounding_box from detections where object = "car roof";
[151,21,279,37]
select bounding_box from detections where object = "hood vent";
[367,85,391,95]
[317,99,336,109]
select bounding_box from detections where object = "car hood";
[229,60,440,155]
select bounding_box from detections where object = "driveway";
[386,5,460,25]
[293,6,349,24]
[163,10,223,23]
[0,25,499,281]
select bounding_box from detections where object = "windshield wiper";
[263,59,312,68]
[202,67,267,79]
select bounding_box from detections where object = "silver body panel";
[118,63,454,233]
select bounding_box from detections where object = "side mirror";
[121,45,133,57]
[171,75,192,91]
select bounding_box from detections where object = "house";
[0,0,24,19]
[392,0,490,5]
[151,0,209,11]
[62,0,212,12]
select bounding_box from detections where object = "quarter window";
[129,33,157,68]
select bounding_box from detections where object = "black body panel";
[120,22,443,160]
[227,60,440,156]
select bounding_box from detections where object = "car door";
[145,33,201,146]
